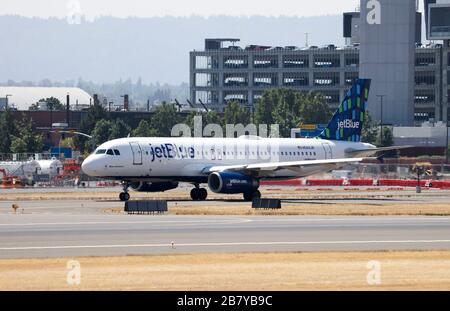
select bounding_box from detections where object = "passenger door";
[216,148,223,161]
[321,143,333,159]
[129,142,143,165]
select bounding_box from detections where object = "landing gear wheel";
[190,188,200,201]
[198,188,208,201]
[243,190,261,202]
[119,192,130,201]
[120,181,130,202]
[191,187,208,201]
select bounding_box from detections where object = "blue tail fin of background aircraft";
[318,78,371,142]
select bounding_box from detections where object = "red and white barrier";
[261,178,450,189]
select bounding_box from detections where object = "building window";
[448,90,450,111]
[321,91,340,105]
[223,91,248,104]
[253,73,278,86]
[283,73,309,86]
[224,73,248,87]
[283,55,309,68]
[253,55,278,68]
[195,55,218,69]
[415,53,436,66]
[415,72,435,86]
[253,92,263,102]
[313,54,340,68]
[415,90,435,104]
[344,72,358,86]
[414,111,435,122]
[223,55,248,69]
[344,53,359,67]
[195,73,218,87]
[195,91,218,104]
[313,72,340,86]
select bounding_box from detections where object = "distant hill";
[0,15,344,84]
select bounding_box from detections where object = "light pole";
[120,95,129,111]
[376,95,385,146]
[446,102,449,164]
[446,118,449,164]
[5,94,12,109]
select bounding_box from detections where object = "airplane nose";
[81,157,96,176]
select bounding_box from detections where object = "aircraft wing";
[345,146,413,157]
[205,158,364,178]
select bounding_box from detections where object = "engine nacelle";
[208,172,259,194]
[130,181,179,192]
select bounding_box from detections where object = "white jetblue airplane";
[81,79,399,201]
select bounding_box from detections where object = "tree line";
[0,109,44,154]
[0,89,392,155]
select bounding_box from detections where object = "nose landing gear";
[119,181,130,201]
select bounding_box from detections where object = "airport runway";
[1,187,450,215]
[1,214,450,259]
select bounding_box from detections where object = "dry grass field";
[102,203,450,216]
[1,251,450,291]
[0,187,427,201]
[2,188,450,216]
[167,203,450,216]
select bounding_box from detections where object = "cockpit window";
[96,149,106,154]
[113,149,120,155]
[106,149,114,155]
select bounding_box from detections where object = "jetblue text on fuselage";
[149,144,195,162]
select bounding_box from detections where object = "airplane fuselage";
[81,136,376,183]
[81,79,375,201]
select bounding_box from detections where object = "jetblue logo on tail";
[318,79,371,142]
[338,120,360,130]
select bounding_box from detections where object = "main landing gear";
[243,190,261,202]
[119,182,130,201]
[190,184,208,201]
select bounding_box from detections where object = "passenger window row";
[193,150,317,157]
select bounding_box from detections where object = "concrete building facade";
[190,39,449,126]
[190,41,360,112]
[189,1,450,126]
[359,0,417,126]
[0,87,93,111]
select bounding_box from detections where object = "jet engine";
[208,172,259,194]
[130,181,179,192]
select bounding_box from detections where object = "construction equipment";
[412,162,433,193]
[0,168,23,188]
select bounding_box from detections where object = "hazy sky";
[1,0,362,19]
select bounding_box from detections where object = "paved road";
[1,214,450,258]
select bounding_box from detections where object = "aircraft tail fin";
[318,79,371,142]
